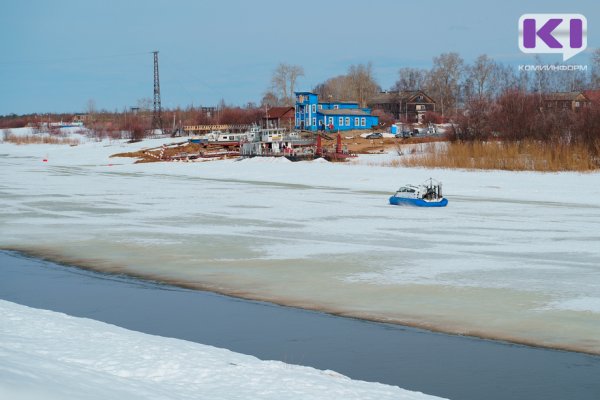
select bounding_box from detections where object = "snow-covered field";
[1,128,600,355]
[0,300,441,400]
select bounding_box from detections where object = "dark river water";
[1,250,599,400]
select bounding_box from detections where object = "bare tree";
[136,98,153,112]
[86,99,97,124]
[347,62,380,107]
[314,75,354,101]
[261,91,279,107]
[466,54,497,100]
[426,52,464,117]
[271,63,305,105]
[393,67,427,91]
[532,55,550,94]
[493,63,519,95]
[544,65,589,92]
[313,64,379,106]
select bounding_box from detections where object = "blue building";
[294,92,379,132]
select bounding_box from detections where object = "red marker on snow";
[42,159,48,162]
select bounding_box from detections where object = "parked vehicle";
[394,130,411,139]
[366,133,383,139]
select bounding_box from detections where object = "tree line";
[262,50,600,118]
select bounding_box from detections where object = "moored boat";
[389,178,448,207]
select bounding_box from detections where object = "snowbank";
[0,300,442,400]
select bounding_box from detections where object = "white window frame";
[339,117,344,126]
[328,117,333,125]
[334,105,339,109]
[361,117,366,126]
[312,104,316,112]
[312,117,316,126]
[354,117,359,126]
[345,117,350,126]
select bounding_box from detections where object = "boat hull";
[389,196,448,207]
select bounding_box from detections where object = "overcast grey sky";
[0,0,598,114]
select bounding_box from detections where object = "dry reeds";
[389,140,599,172]
[2,132,80,146]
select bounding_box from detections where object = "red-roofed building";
[262,106,295,130]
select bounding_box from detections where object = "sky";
[0,0,598,114]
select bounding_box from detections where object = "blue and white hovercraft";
[389,178,448,207]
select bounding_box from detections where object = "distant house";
[294,92,379,131]
[200,106,217,118]
[542,92,590,112]
[262,106,295,129]
[368,90,436,123]
[72,113,89,123]
[583,89,600,105]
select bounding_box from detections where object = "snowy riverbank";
[0,300,442,400]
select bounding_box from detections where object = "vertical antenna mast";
[151,51,164,134]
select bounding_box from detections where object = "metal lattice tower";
[151,51,164,133]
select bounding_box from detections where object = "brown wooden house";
[542,92,590,112]
[262,106,295,129]
[368,90,436,122]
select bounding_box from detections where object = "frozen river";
[1,136,600,354]
[2,250,599,400]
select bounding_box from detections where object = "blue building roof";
[318,109,371,116]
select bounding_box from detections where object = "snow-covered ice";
[1,128,600,354]
[0,300,442,400]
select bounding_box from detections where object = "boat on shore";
[389,178,448,207]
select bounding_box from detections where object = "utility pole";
[151,51,164,134]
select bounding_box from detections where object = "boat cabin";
[394,185,423,199]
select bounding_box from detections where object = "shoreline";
[6,246,599,357]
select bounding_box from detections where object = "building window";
[312,117,316,126]
[361,117,366,126]
[354,117,359,126]
[312,104,316,113]
[345,117,350,126]
[318,104,322,109]
[339,117,344,126]
[334,105,339,109]
[575,101,580,107]
[328,117,333,125]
